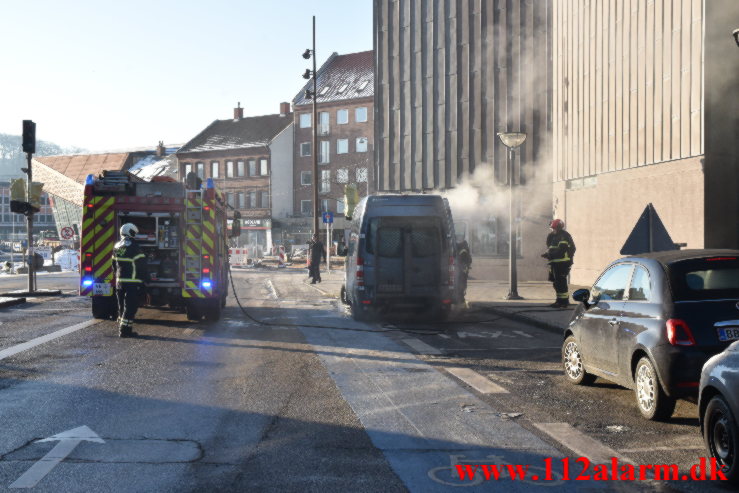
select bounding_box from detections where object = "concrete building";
[374,0,554,281]
[177,104,293,253]
[290,50,375,246]
[552,0,739,284]
[0,183,55,241]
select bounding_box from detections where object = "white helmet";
[120,223,139,238]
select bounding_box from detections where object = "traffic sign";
[322,211,334,224]
[60,227,74,240]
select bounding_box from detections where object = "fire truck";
[80,171,239,322]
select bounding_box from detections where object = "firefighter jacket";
[112,238,147,284]
[544,230,576,265]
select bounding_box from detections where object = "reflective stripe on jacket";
[545,230,575,264]
[112,238,147,284]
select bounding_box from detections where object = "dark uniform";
[456,240,472,302]
[112,237,147,336]
[543,229,576,307]
[308,236,326,284]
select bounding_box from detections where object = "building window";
[238,160,246,177]
[249,191,257,208]
[320,170,330,193]
[337,200,345,214]
[227,193,235,208]
[184,163,192,176]
[299,113,311,128]
[356,137,368,153]
[238,192,245,209]
[318,112,330,135]
[301,171,312,186]
[320,199,330,213]
[196,162,205,179]
[260,159,268,176]
[300,142,311,157]
[337,83,348,93]
[337,109,348,125]
[211,161,219,178]
[336,139,349,154]
[336,168,348,183]
[319,141,330,164]
[226,161,234,178]
[260,191,269,208]
[357,80,369,92]
[355,107,368,122]
[301,200,312,215]
[356,168,368,183]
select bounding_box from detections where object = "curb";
[0,289,63,297]
[479,305,568,335]
[0,297,27,308]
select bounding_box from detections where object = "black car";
[699,340,739,485]
[562,249,739,420]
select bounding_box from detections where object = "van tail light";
[448,256,455,286]
[666,319,696,346]
[356,256,364,286]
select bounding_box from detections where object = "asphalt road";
[0,269,730,491]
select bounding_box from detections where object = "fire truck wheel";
[92,296,116,320]
[204,300,222,322]
[186,302,203,322]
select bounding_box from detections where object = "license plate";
[718,327,739,342]
[93,282,112,296]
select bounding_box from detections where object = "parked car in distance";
[562,250,739,420]
[342,194,461,321]
[699,340,739,485]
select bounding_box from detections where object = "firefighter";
[541,219,576,308]
[308,233,326,284]
[113,223,147,337]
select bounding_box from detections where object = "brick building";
[176,104,293,253]
[291,50,374,245]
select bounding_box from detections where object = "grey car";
[699,340,739,485]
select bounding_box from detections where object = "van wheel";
[92,296,116,320]
[186,302,203,322]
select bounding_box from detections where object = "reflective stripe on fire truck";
[80,196,116,296]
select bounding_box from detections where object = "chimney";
[279,102,291,116]
[234,102,244,121]
[156,140,166,157]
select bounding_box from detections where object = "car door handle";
[608,318,619,326]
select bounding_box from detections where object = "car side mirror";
[572,288,591,308]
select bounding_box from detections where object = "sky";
[1,0,373,153]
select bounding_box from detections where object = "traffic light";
[22,120,36,154]
[10,200,33,215]
[344,184,359,220]
[30,182,44,209]
[10,178,26,201]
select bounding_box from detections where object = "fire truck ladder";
[184,190,204,295]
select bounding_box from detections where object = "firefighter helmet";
[550,219,565,230]
[120,223,139,238]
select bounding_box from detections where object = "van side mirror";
[572,288,591,308]
[230,211,241,238]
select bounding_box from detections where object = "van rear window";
[669,258,739,301]
[365,217,444,257]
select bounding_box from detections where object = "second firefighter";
[113,223,148,337]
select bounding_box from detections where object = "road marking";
[401,338,441,355]
[183,328,195,335]
[10,426,104,488]
[265,279,279,299]
[457,330,516,339]
[534,423,633,465]
[446,367,509,394]
[513,330,533,338]
[0,319,99,361]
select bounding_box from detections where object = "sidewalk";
[301,266,585,333]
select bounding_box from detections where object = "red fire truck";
[80,171,238,321]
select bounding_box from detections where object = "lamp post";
[302,16,319,235]
[497,131,527,300]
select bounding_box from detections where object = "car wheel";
[704,395,738,485]
[634,357,675,421]
[562,336,596,385]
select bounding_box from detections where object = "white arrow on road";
[10,426,104,489]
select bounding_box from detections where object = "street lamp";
[302,16,319,236]
[497,131,527,300]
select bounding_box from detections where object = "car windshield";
[668,257,739,301]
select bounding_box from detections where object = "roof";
[130,154,178,181]
[293,50,373,106]
[626,249,739,264]
[178,113,293,154]
[34,153,130,185]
